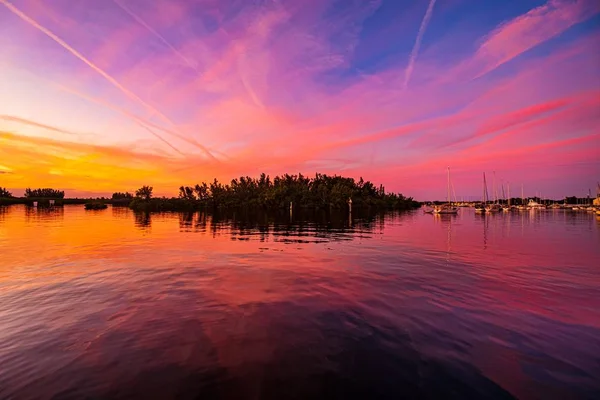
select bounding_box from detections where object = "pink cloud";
[465,0,600,79]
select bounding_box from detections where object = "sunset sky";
[1,0,599,200]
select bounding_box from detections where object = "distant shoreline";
[0,198,130,206]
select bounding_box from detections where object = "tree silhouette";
[135,186,153,200]
[194,183,209,201]
[178,186,195,200]
[0,187,13,198]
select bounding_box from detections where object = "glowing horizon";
[1,0,599,200]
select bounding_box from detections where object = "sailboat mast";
[483,173,486,204]
[447,166,450,205]
[493,171,497,204]
[508,182,510,206]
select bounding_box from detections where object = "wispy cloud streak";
[54,85,224,159]
[138,124,185,157]
[467,0,600,79]
[403,0,436,89]
[0,115,81,136]
[111,0,199,71]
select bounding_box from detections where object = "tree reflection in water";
[134,211,152,230]
[137,209,412,244]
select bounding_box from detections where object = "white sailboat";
[517,183,528,211]
[486,203,502,213]
[502,182,511,212]
[475,173,487,213]
[486,172,501,213]
[434,167,459,214]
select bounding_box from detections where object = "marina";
[425,171,600,215]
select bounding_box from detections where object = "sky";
[0,0,599,200]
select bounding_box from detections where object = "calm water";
[1,205,599,399]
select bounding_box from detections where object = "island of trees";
[129,173,419,212]
[1,174,419,211]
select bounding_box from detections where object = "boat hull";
[485,206,501,213]
[434,206,459,214]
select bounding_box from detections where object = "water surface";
[1,205,599,399]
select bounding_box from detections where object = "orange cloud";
[0,131,220,195]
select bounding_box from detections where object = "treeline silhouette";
[112,192,133,200]
[129,173,419,212]
[1,187,69,206]
[24,188,65,198]
[111,192,134,206]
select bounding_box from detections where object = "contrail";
[0,115,80,136]
[403,0,436,89]
[54,84,214,158]
[112,0,199,71]
[0,0,217,160]
[53,84,185,155]
[3,112,184,157]
[138,123,186,157]
[58,84,229,162]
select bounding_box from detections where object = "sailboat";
[502,182,511,212]
[433,167,459,214]
[517,183,528,211]
[485,172,501,213]
[475,173,487,213]
[486,202,502,213]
